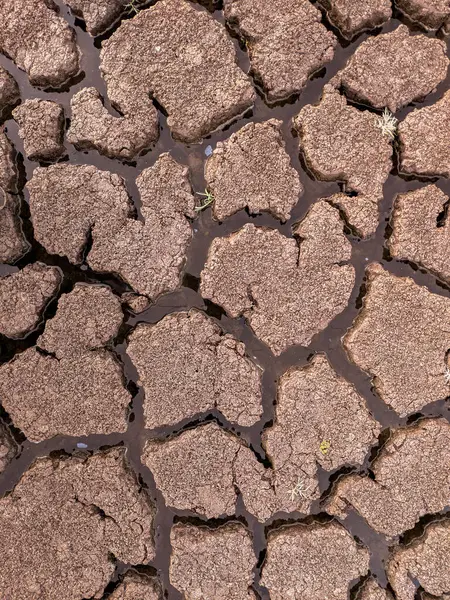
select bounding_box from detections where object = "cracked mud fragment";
[127,310,262,429]
[328,419,450,538]
[388,184,450,285]
[68,87,159,161]
[99,0,255,143]
[88,154,196,299]
[344,264,450,416]
[260,521,369,600]
[395,0,450,31]
[0,262,61,339]
[399,90,450,179]
[224,0,336,102]
[334,25,448,113]
[65,0,128,36]
[0,448,155,600]
[0,0,80,88]
[0,66,19,119]
[0,129,17,193]
[294,87,392,237]
[0,194,28,263]
[13,99,65,162]
[318,0,391,39]
[204,120,302,222]
[387,520,450,600]
[0,424,15,475]
[357,578,394,600]
[109,572,162,600]
[200,200,354,355]
[170,523,256,600]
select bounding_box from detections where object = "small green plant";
[289,477,311,502]
[125,0,141,15]
[376,108,398,140]
[195,189,215,212]
[320,440,331,455]
[445,366,450,385]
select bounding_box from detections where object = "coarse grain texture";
[27,163,132,264]
[327,419,450,538]
[0,424,15,475]
[224,0,336,102]
[0,448,155,600]
[0,193,28,264]
[99,0,255,143]
[260,521,370,600]
[259,354,380,514]
[109,572,163,600]
[344,264,450,416]
[88,154,196,299]
[65,0,128,36]
[0,66,19,119]
[0,262,61,339]
[388,184,450,285]
[170,523,256,600]
[294,86,392,237]
[334,25,448,113]
[0,347,131,441]
[318,0,392,39]
[204,120,302,222]
[399,89,450,179]
[395,0,450,31]
[357,578,394,600]
[13,99,65,161]
[67,87,159,160]
[200,200,354,355]
[127,310,262,428]
[387,520,450,600]
[0,0,80,88]
[38,283,123,358]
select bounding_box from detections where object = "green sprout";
[320,440,331,455]
[195,189,215,212]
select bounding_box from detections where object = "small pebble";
[204,145,213,157]
[76,442,88,449]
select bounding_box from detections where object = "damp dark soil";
[0,1,449,599]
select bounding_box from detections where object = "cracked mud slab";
[109,572,162,600]
[65,0,128,36]
[387,520,450,600]
[0,448,155,600]
[204,119,302,222]
[200,200,354,355]
[0,262,61,339]
[0,66,19,119]
[388,184,450,285]
[0,0,80,88]
[0,129,17,193]
[335,25,448,113]
[170,523,256,599]
[399,89,450,179]
[127,310,262,429]
[224,0,336,102]
[294,86,392,237]
[13,99,65,162]
[395,0,450,31]
[328,418,450,538]
[0,424,15,475]
[99,0,255,143]
[344,263,450,416]
[260,521,369,600]
[88,154,196,299]
[357,578,393,600]
[318,0,392,39]
[0,193,28,264]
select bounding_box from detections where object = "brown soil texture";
[1,3,450,599]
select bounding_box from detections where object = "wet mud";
[0,1,449,598]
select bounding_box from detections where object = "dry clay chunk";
[0,0,80,88]
[109,572,162,600]
[295,87,392,238]
[127,310,262,429]
[388,184,450,285]
[0,262,61,339]
[357,578,394,600]
[387,520,450,600]
[328,419,450,538]
[260,522,370,600]
[200,201,354,355]
[27,164,132,264]
[0,129,17,192]
[318,0,391,39]
[170,523,256,600]
[0,424,15,475]
[399,89,450,179]
[100,0,254,143]
[0,347,131,441]
[205,120,302,222]
[344,264,450,416]
[88,154,196,299]
[13,99,65,161]
[65,0,128,36]
[336,25,448,113]
[0,448,155,600]
[260,354,380,514]
[38,283,123,358]
[0,194,28,264]
[0,66,19,118]
[224,0,336,102]
[396,0,450,31]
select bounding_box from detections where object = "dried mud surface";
[0,1,450,599]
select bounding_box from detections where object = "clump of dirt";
[317,0,392,39]
[13,99,65,162]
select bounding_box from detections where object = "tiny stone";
[395,0,450,31]
[122,292,151,314]
[109,572,162,600]
[76,442,88,449]
[204,144,213,157]
[0,67,19,119]
[64,0,129,36]
[13,99,65,162]
[318,0,392,39]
